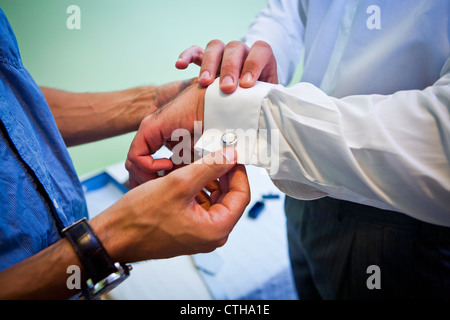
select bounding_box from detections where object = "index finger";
[176,45,204,70]
[198,39,225,87]
[127,119,173,173]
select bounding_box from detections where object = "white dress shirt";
[195,0,450,226]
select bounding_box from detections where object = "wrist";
[88,207,128,263]
[128,85,160,121]
[88,190,151,263]
[150,83,206,141]
[62,218,131,299]
[88,184,169,263]
[195,78,275,164]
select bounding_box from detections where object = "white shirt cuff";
[194,78,276,164]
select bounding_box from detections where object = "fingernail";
[241,72,253,84]
[221,148,236,163]
[221,75,234,86]
[200,70,210,80]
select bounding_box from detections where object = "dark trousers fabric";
[284,196,450,299]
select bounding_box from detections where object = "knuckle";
[189,45,203,52]
[243,57,260,72]
[215,236,228,248]
[124,159,133,171]
[167,172,182,185]
[220,59,237,72]
[204,235,228,252]
[220,56,240,73]
[126,150,137,164]
[207,39,224,48]
[160,175,191,199]
[167,172,189,192]
[244,192,251,207]
[225,40,244,49]
[254,40,272,51]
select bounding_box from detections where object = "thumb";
[178,148,237,197]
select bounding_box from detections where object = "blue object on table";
[82,172,129,194]
[81,172,129,219]
[248,194,280,219]
[262,193,280,200]
[248,201,265,219]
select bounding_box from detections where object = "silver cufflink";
[221,132,238,147]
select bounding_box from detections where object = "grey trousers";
[284,196,450,299]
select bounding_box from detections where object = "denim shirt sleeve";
[0,9,88,271]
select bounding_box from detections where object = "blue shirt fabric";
[0,9,88,271]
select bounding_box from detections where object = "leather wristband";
[62,218,118,284]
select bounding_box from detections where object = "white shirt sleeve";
[195,68,450,227]
[242,0,304,86]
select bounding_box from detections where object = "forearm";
[41,86,157,147]
[0,238,85,299]
[0,208,132,300]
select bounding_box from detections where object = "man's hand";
[92,148,250,262]
[0,148,249,299]
[176,40,278,94]
[126,83,206,188]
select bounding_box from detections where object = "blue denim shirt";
[0,9,87,271]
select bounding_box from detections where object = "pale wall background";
[0,0,271,175]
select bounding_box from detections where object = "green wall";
[0,0,267,176]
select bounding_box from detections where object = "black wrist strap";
[62,218,117,283]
